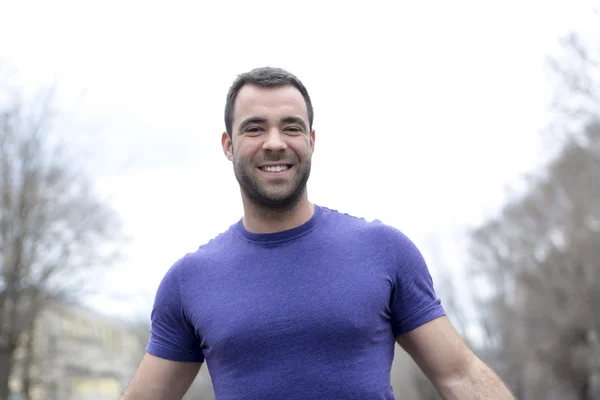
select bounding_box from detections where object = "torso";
[154,205,444,399]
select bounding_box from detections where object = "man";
[121,67,514,399]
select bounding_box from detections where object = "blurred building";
[9,302,147,400]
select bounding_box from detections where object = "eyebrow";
[238,117,267,132]
[280,116,308,131]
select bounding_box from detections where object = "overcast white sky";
[1,0,598,325]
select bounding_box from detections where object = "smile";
[259,165,291,172]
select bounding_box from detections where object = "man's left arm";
[396,316,515,400]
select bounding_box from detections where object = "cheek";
[292,138,312,157]
[233,145,257,164]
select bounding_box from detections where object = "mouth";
[258,164,293,173]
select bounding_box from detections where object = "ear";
[310,130,316,152]
[222,131,233,161]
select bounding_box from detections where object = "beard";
[233,155,311,213]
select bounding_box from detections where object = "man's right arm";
[120,353,202,400]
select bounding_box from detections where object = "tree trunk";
[578,379,589,400]
[0,294,21,400]
[0,346,14,400]
[0,288,20,400]
[22,320,35,400]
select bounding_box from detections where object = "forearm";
[435,359,515,400]
[119,354,201,400]
[119,383,176,400]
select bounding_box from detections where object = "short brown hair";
[224,67,314,136]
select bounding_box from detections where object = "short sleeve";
[388,229,446,337]
[146,259,205,363]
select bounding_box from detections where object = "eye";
[284,126,302,133]
[245,126,263,133]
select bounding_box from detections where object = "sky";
[1,0,598,328]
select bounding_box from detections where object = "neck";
[241,193,315,234]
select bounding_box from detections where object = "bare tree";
[0,85,124,399]
[467,23,600,399]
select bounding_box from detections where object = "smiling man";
[121,67,515,400]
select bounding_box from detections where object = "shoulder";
[321,206,418,247]
[320,206,426,269]
[159,223,239,285]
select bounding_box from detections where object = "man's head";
[221,67,315,212]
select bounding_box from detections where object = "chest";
[184,244,395,361]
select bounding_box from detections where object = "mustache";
[255,153,299,164]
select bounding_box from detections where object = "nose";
[262,128,287,152]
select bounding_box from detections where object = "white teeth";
[262,165,289,172]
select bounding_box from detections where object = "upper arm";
[123,257,205,399]
[121,353,201,400]
[396,316,478,386]
[386,228,474,384]
[146,258,205,362]
[387,227,446,336]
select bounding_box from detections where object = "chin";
[255,190,304,210]
[262,195,298,207]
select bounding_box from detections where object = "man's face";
[222,84,315,211]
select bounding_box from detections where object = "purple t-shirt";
[147,205,445,399]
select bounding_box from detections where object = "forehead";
[232,84,309,125]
